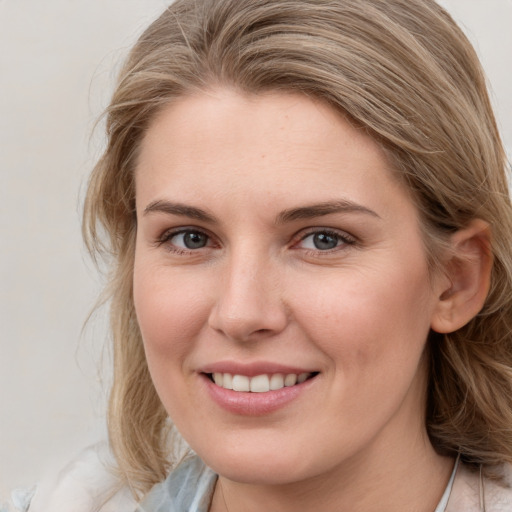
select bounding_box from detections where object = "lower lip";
[201,374,316,416]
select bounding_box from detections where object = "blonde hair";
[83,0,512,495]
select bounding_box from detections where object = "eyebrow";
[143,200,217,223]
[143,199,380,224]
[276,200,380,224]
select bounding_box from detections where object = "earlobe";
[431,219,493,334]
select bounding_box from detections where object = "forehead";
[135,89,413,220]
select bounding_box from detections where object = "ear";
[431,219,493,334]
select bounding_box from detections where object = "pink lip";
[198,360,315,377]
[199,367,318,416]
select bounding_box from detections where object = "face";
[133,90,444,486]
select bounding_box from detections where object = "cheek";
[132,262,215,423]
[290,264,435,369]
[133,262,210,362]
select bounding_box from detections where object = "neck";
[210,429,453,512]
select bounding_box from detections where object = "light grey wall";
[1,0,511,498]
[0,0,169,497]
[437,0,512,156]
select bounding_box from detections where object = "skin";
[133,89,455,511]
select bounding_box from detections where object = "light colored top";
[1,444,135,512]
[3,444,512,511]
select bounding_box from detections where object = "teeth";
[269,373,284,390]
[211,372,313,392]
[297,372,309,383]
[223,373,233,390]
[232,375,250,392]
[250,374,270,393]
[284,374,297,386]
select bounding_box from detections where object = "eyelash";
[155,227,357,255]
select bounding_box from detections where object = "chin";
[193,438,319,485]
[208,458,307,485]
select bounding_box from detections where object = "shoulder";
[485,463,512,511]
[449,462,512,512]
[26,443,138,512]
[1,487,36,512]
[137,455,217,512]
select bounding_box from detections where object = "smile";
[201,368,319,415]
[208,372,316,392]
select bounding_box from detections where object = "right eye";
[159,229,212,252]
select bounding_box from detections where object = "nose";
[208,250,289,342]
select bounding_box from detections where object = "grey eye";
[301,232,341,250]
[172,230,209,249]
[313,233,339,250]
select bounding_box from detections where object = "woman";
[18,0,512,510]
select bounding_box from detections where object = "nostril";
[207,293,289,342]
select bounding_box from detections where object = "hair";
[83,0,512,496]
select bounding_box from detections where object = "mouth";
[205,371,319,392]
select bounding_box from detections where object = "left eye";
[299,231,351,251]
[169,230,209,250]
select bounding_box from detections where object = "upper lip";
[198,361,317,377]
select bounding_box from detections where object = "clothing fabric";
[1,444,138,512]
[4,444,512,511]
[136,456,216,512]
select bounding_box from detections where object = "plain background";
[1,0,511,498]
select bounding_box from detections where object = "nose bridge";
[208,242,287,341]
